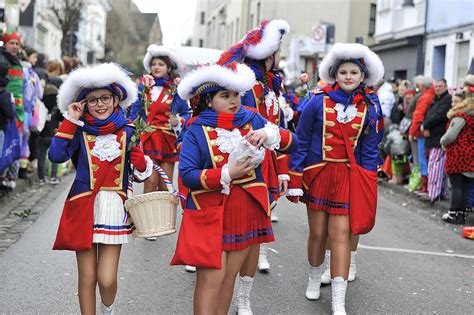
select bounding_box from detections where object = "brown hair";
[150,56,179,81]
[46,60,64,76]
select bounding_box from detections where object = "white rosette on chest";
[335,103,357,124]
[91,134,122,162]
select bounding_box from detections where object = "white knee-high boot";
[305,264,324,300]
[258,243,270,272]
[348,251,357,281]
[235,276,254,315]
[101,302,115,315]
[331,277,347,315]
[321,250,331,284]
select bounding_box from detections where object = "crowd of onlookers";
[377,75,473,225]
[0,28,81,196]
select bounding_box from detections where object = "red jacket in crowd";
[409,85,435,138]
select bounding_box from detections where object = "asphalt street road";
[0,178,473,314]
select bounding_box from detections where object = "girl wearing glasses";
[49,63,152,315]
[129,45,190,207]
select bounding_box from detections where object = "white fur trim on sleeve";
[220,163,231,195]
[134,155,153,181]
[278,174,290,181]
[286,188,303,196]
[262,122,281,150]
[62,112,85,126]
[170,113,182,133]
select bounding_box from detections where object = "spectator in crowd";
[409,76,435,193]
[28,52,49,171]
[0,29,23,188]
[440,92,473,224]
[21,46,43,175]
[38,60,65,183]
[376,79,396,123]
[390,80,410,125]
[384,124,410,185]
[422,78,452,202]
[0,43,16,193]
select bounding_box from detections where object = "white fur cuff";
[134,155,153,181]
[62,112,85,126]
[278,174,290,181]
[286,188,303,196]
[220,164,231,195]
[171,113,183,133]
[262,122,281,150]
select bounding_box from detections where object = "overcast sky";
[132,0,196,46]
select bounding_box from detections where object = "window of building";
[199,39,203,48]
[200,12,205,25]
[394,70,407,80]
[432,45,446,79]
[456,41,469,86]
[369,3,376,36]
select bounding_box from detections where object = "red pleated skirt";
[261,150,280,201]
[303,162,350,215]
[142,129,179,162]
[222,185,274,251]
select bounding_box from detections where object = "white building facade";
[423,0,474,87]
[76,0,110,64]
[372,0,426,82]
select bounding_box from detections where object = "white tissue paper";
[228,138,265,169]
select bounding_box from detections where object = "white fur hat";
[177,62,256,100]
[57,63,138,113]
[143,44,186,73]
[319,43,384,86]
[217,19,290,64]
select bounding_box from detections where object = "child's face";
[210,90,241,114]
[452,95,463,107]
[84,89,118,120]
[151,58,169,78]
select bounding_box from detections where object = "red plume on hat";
[3,29,21,43]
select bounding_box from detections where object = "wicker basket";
[125,191,178,238]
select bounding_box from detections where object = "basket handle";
[153,164,176,194]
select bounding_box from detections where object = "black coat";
[423,91,452,149]
[0,90,15,130]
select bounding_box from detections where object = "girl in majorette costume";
[49,63,153,315]
[216,19,290,314]
[129,45,190,201]
[171,62,298,315]
[287,43,384,315]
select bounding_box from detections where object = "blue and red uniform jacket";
[241,81,290,199]
[179,107,298,215]
[128,83,190,130]
[48,118,139,251]
[49,119,136,199]
[288,88,384,190]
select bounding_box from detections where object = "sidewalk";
[0,172,74,253]
[378,179,474,233]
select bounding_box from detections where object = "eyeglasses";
[86,94,115,107]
